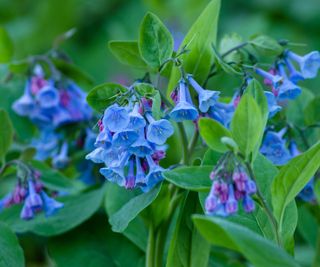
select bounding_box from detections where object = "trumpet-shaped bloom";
[141,155,164,192]
[187,74,220,112]
[40,191,64,217]
[255,68,283,89]
[112,128,139,147]
[135,157,147,186]
[12,81,35,116]
[286,50,320,79]
[94,129,112,149]
[36,83,60,109]
[276,64,301,100]
[125,159,136,189]
[130,129,153,157]
[20,201,34,220]
[103,104,130,132]
[264,91,282,118]
[170,80,199,122]
[26,180,43,210]
[284,57,304,83]
[52,142,69,169]
[128,103,146,129]
[146,113,174,145]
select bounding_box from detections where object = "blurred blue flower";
[35,81,60,108]
[12,80,35,116]
[40,191,64,217]
[52,142,69,169]
[264,91,282,118]
[170,80,199,122]
[32,129,59,160]
[284,57,304,83]
[276,64,301,100]
[94,129,112,149]
[187,74,220,113]
[255,68,283,89]
[286,50,320,79]
[260,129,291,165]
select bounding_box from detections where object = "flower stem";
[177,122,189,165]
[146,224,155,267]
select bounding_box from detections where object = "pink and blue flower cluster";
[86,89,174,192]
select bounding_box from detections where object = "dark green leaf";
[0,27,14,63]
[168,0,221,91]
[109,41,148,69]
[199,117,232,153]
[193,215,299,267]
[0,109,14,164]
[109,184,161,232]
[139,12,173,69]
[0,186,106,236]
[166,192,210,267]
[164,166,212,192]
[271,142,320,231]
[0,222,24,267]
[249,35,283,56]
[231,94,263,161]
[86,82,127,112]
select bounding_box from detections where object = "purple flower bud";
[20,201,34,220]
[245,180,257,194]
[27,180,43,210]
[225,185,238,214]
[125,158,136,189]
[205,194,219,213]
[243,194,255,213]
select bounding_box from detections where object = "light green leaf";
[0,186,106,236]
[139,12,173,69]
[193,216,300,267]
[271,142,320,231]
[199,117,232,153]
[168,0,221,91]
[249,35,283,56]
[0,109,14,164]
[86,82,127,112]
[164,166,212,192]
[0,27,14,63]
[108,41,148,69]
[152,90,162,120]
[166,192,210,267]
[231,94,263,161]
[0,222,24,267]
[134,83,156,97]
[109,184,161,232]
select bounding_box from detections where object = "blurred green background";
[1,0,319,91]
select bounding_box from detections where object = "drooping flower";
[52,142,70,169]
[284,57,304,83]
[40,191,64,217]
[264,91,282,118]
[187,74,220,113]
[12,80,35,116]
[146,113,174,145]
[35,81,60,108]
[255,68,283,89]
[205,153,256,216]
[103,104,130,132]
[286,50,320,79]
[170,80,199,122]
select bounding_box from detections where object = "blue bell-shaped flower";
[103,104,130,132]
[40,191,64,216]
[276,64,301,100]
[141,155,164,192]
[128,103,146,129]
[264,91,281,118]
[146,113,174,145]
[255,68,283,89]
[284,57,304,83]
[36,81,60,109]
[12,80,35,116]
[52,142,69,169]
[130,129,153,157]
[169,80,199,122]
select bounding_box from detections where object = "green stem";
[146,224,155,267]
[177,123,189,165]
[221,42,249,58]
[244,160,282,246]
[187,131,199,164]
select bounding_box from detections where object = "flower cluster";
[205,153,257,216]
[255,49,320,117]
[86,88,174,192]
[0,171,64,220]
[12,65,93,168]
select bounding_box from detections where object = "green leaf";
[109,184,161,232]
[134,83,156,97]
[0,222,24,267]
[164,166,212,192]
[0,186,106,236]
[139,12,173,69]
[271,142,320,230]
[0,109,14,164]
[193,216,299,267]
[51,58,94,86]
[219,33,244,64]
[168,0,221,91]
[199,117,232,153]
[86,82,127,112]
[9,60,30,74]
[304,97,320,126]
[297,205,318,248]
[230,94,263,161]
[48,214,144,267]
[166,192,210,267]
[105,183,147,251]
[202,149,222,166]
[29,160,76,192]
[108,41,148,69]
[249,35,283,56]
[286,88,314,125]
[151,90,162,120]
[0,27,14,63]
